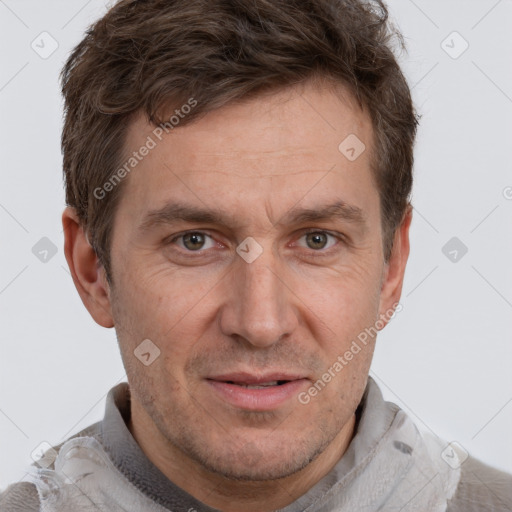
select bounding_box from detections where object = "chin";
[202,454,314,482]
[187,433,328,482]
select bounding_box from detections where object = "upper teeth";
[238,381,279,388]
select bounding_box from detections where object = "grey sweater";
[1,378,511,511]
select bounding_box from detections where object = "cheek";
[300,257,381,319]
[112,263,223,365]
[114,262,190,322]
[297,262,382,373]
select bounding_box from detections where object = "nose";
[218,248,298,348]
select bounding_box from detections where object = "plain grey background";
[1,0,511,488]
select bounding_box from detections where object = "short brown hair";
[61,0,418,283]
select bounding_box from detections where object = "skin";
[63,79,412,511]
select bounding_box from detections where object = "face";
[103,81,402,481]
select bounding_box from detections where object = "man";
[1,0,511,510]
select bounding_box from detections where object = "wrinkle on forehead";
[179,168,331,179]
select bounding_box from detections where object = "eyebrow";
[138,200,367,233]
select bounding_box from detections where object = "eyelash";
[165,229,346,258]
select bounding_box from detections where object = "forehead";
[117,81,379,230]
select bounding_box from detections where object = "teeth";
[238,381,279,388]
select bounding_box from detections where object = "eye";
[172,231,216,251]
[296,231,340,251]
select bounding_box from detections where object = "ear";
[377,205,412,326]
[62,206,114,328]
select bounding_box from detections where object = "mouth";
[205,373,309,411]
[221,379,289,388]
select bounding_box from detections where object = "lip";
[207,372,307,385]
[206,372,309,411]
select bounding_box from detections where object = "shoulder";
[0,481,39,512]
[0,420,103,511]
[447,455,512,511]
